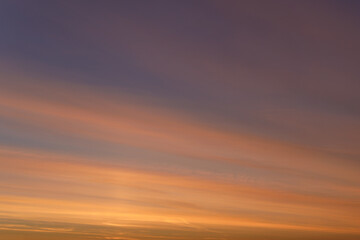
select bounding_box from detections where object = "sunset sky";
[0,1,360,239]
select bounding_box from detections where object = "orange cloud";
[0,72,359,239]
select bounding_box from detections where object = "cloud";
[0,1,360,239]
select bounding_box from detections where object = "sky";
[0,0,359,239]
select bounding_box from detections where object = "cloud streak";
[0,1,359,239]
[0,70,359,239]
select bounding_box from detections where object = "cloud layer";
[0,1,359,239]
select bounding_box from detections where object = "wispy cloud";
[0,1,359,239]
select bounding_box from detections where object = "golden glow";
[0,1,360,238]
[0,75,359,239]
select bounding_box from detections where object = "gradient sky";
[0,1,360,240]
